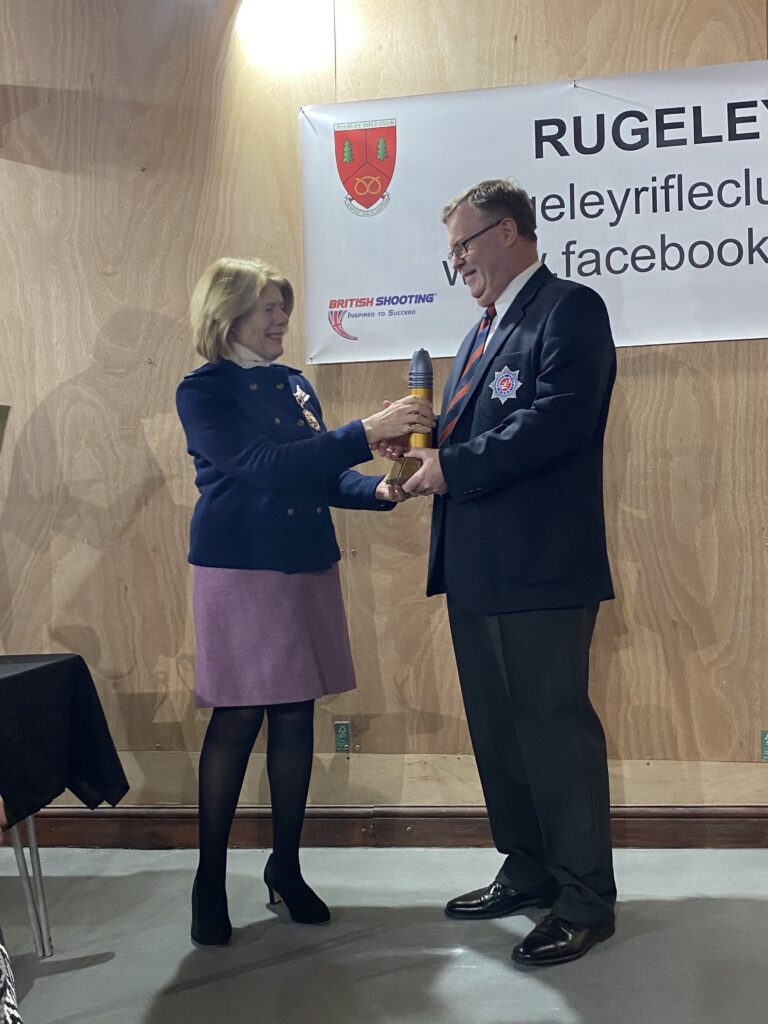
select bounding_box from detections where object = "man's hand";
[402,448,447,496]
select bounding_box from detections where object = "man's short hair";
[442,178,537,242]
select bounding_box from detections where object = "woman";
[176,257,433,946]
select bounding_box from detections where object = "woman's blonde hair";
[189,257,294,362]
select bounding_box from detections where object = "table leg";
[9,823,46,957]
[26,816,53,957]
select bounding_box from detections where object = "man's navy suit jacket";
[430,264,616,615]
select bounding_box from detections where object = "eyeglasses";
[446,218,504,263]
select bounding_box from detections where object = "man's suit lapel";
[446,265,553,437]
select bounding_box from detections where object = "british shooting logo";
[334,119,396,217]
[328,308,358,341]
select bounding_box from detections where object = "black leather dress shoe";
[445,881,550,920]
[511,913,614,966]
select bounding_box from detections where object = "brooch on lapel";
[293,385,322,431]
[489,366,522,405]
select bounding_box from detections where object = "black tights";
[196,700,315,895]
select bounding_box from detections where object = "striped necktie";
[438,304,496,445]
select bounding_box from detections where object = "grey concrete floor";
[1,847,767,1024]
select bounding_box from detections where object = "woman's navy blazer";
[176,359,392,572]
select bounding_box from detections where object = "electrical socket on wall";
[334,720,351,753]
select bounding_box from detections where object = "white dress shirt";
[485,259,542,347]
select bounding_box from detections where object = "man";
[403,178,617,966]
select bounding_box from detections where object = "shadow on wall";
[0,0,222,175]
[0,85,170,173]
[0,307,197,753]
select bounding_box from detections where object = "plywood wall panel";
[594,338,768,763]
[336,0,766,100]
[49,751,768,808]
[1,0,766,807]
[0,0,338,755]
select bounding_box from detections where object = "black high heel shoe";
[263,854,331,925]
[191,876,232,947]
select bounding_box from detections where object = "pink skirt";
[192,563,357,707]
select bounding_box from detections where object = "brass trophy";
[385,348,433,486]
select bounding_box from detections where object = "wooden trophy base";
[384,456,423,486]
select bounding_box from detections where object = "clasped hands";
[363,396,446,502]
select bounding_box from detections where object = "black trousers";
[448,600,616,927]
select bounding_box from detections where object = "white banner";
[299,61,768,364]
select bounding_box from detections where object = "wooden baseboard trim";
[28,805,768,849]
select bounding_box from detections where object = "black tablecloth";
[0,654,129,829]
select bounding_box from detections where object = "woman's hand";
[373,402,409,459]
[362,395,435,446]
[375,479,410,503]
[375,440,408,461]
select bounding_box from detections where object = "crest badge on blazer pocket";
[489,366,522,404]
